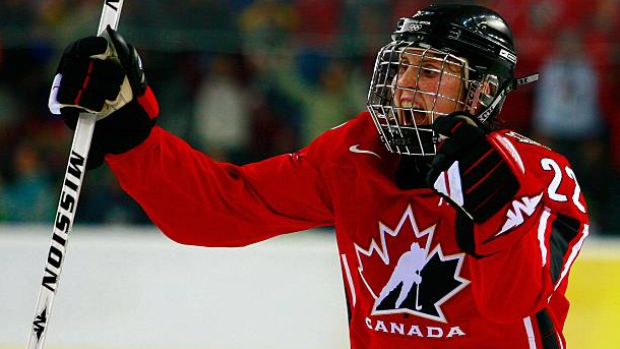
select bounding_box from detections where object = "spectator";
[583,0,619,233]
[0,0,616,231]
[293,0,341,47]
[258,50,366,145]
[0,142,54,222]
[194,54,251,162]
[78,168,150,224]
[532,29,606,228]
[238,0,299,54]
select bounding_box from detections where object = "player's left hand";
[426,112,519,222]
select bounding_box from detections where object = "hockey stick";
[415,282,422,311]
[26,1,125,349]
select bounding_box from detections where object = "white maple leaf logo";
[354,205,469,323]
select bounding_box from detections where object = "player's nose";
[398,67,416,89]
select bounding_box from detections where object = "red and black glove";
[49,26,159,169]
[426,112,520,223]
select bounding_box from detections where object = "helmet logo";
[408,21,424,32]
[398,18,431,33]
[499,48,517,64]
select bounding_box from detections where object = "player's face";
[393,49,467,126]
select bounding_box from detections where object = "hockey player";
[49,4,589,349]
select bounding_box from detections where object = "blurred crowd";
[0,0,618,233]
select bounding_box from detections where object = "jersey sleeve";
[463,131,589,328]
[106,126,335,247]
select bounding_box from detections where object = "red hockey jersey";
[107,112,589,349]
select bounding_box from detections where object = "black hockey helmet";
[367,4,538,156]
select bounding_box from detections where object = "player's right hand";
[426,112,520,223]
[48,26,159,169]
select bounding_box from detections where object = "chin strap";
[515,73,540,87]
[476,73,540,124]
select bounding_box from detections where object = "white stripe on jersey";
[341,254,357,307]
[537,208,552,267]
[554,224,589,291]
[522,316,538,349]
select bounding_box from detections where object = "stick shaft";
[415,282,422,310]
[26,2,124,349]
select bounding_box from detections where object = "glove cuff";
[100,100,156,154]
[84,100,156,169]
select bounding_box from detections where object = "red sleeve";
[106,126,334,247]
[466,131,589,325]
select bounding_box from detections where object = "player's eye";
[398,58,411,75]
[421,64,440,78]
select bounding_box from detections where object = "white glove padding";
[48,31,133,119]
[426,113,521,222]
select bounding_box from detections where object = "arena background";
[0,0,618,348]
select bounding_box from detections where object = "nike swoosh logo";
[349,144,381,159]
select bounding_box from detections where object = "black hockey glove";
[426,112,519,222]
[49,26,159,169]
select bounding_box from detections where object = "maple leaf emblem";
[355,204,469,323]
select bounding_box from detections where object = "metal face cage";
[367,42,474,156]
